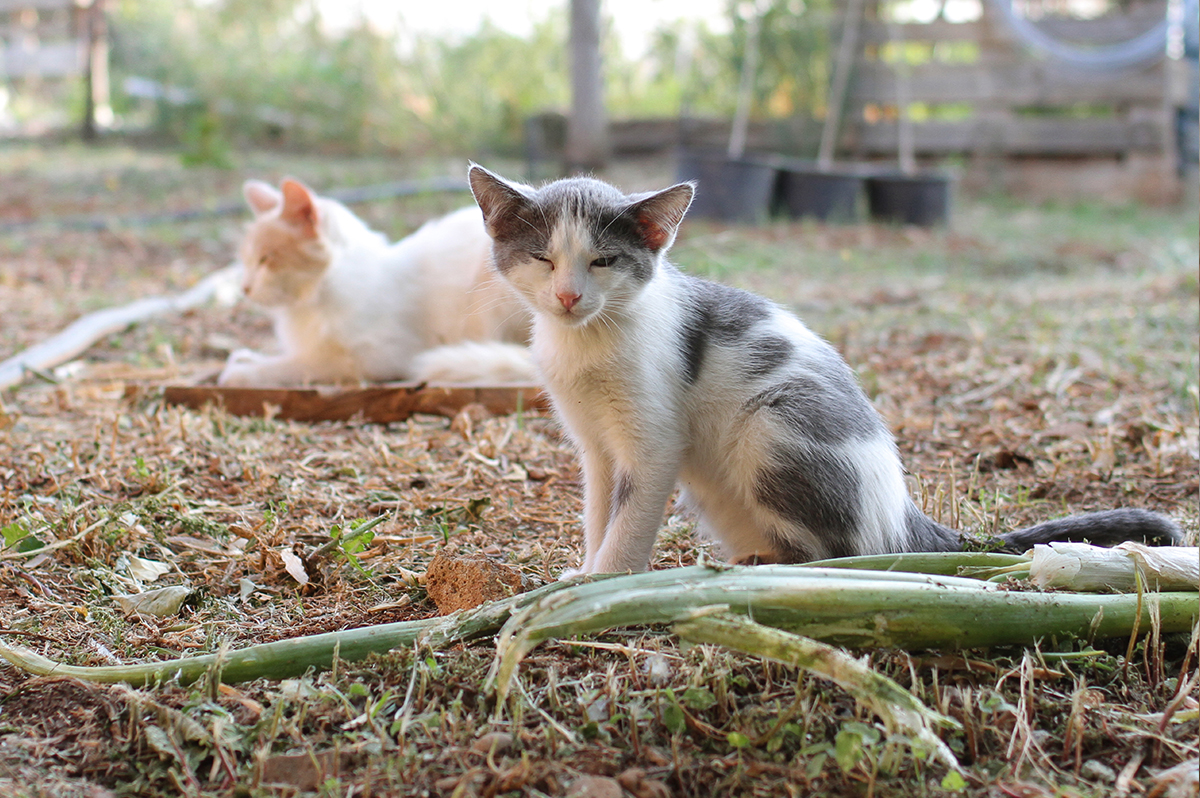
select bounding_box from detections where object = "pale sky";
[318,0,730,57]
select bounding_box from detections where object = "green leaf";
[941,770,967,791]
[2,522,42,553]
[661,690,686,735]
[681,686,716,711]
[834,727,865,773]
[842,720,881,744]
[726,731,751,749]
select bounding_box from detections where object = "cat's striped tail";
[905,505,1183,553]
[995,508,1183,550]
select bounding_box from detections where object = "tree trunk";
[565,0,608,173]
[83,0,111,141]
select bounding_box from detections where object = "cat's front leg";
[217,350,310,387]
[217,349,270,387]
[575,447,615,574]
[589,454,680,574]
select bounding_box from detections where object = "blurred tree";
[103,0,831,158]
[566,0,609,171]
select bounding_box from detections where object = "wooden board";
[844,117,1164,156]
[849,61,1165,106]
[159,383,550,424]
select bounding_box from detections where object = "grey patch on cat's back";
[754,445,862,559]
[678,278,772,384]
[742,335,796,378]
[744,374,885,445]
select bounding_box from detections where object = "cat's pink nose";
[557,291,581,311]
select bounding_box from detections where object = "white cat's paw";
[217,349,274,387]
[225,348,266,366]
[216,368,253,387]
[218,360,260,388]
[558,566,587,581]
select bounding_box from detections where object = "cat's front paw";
[217,350,267,387]
[557,566,587,581]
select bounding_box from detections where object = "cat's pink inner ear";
[469,167,511,221]
[469,166,532,239]
[280,179,319,237]
[243,180,281,216]
[633,183,695,251]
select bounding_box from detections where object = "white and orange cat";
[218,178,534,387]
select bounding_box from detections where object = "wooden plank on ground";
[159,383,550,424]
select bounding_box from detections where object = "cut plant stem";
[3,563,1194,689]
[673,610,962,770]
[487,565,1199,698]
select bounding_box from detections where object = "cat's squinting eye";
[590,256,614,268]
[532,255,555,270]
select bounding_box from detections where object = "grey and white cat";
[467,165,1181,574]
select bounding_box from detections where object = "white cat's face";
[468,167,694,330]
[237,179,331,308]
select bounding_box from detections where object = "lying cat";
[218,178,534,387]
[467,165,1182,574]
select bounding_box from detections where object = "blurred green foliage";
[107,0,834,157]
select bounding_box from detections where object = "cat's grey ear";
[279,178,319,238]
[244,180,282,216]
[627,182,695,252]
[468,164,535,240]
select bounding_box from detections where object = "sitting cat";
[218,178,534,387]
[467,165,1182,574]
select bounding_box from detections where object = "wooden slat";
[850,61,1165,105]
[859,20,988,45]
[0,0,81,11]
[846,117,1165,155]
[158,383,550,424]
[859,9,1167,46]
[1,39,84,77]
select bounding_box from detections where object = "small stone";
[618,768,672,798]
[433,775,461,792]
[470,731,514,756]
[641,746,670,767]
[1080,759,1117,784]
[423,550,529,614]
[566,775,623,798]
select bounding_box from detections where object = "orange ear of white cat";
[243,180,281,216]
[279,178,320,237]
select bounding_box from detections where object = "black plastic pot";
[773,161,867,223]
[864,171,952,227]
[676,150,777,224]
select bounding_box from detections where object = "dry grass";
[0,145,1196,797]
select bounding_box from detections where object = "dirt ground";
[0,145,1196,797]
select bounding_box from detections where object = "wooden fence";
[838,1,1179,201]
[0,0,109,137]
